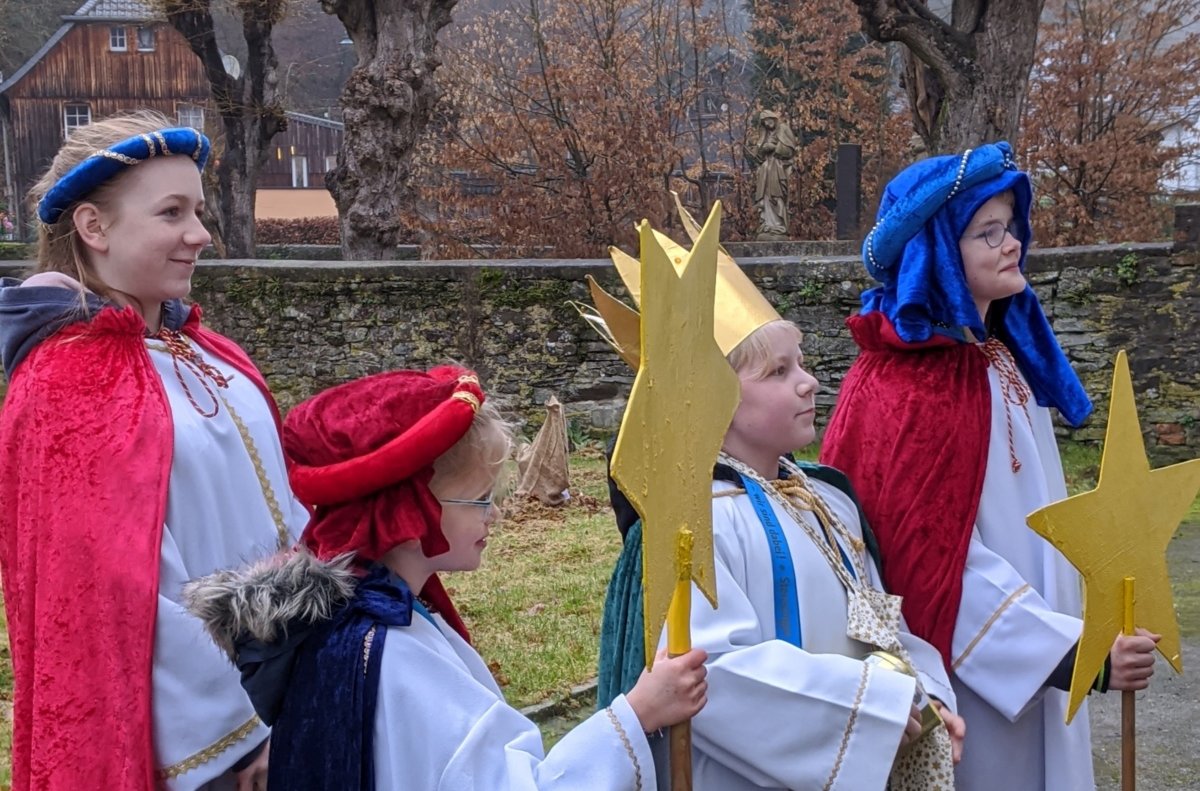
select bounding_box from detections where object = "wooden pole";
[667,529,694,791]
[1122,576,1136,791]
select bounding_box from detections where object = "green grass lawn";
[0,439,1195,779]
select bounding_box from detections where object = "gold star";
[610,203,740,666]
[1026,351,1199,722]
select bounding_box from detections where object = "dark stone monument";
[1174,203,1200,251]
[835,144,862,241]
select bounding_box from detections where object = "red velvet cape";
[0,305,279,791]
[820,311,990,667]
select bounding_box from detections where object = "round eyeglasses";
[976,220,1021,249]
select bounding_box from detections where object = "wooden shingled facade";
[0,7,208,236]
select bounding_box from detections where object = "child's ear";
[72,203,109,253]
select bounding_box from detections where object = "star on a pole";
[1026,351,1199,722]
[610,203,740,667]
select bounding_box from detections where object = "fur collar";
[183,550,359,659]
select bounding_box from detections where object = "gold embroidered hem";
[158,714,261,780]
[604,706,644,791]
[823,661,870,791]
[220,392,293,551]
[952,582,1031,671]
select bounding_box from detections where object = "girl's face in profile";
[431,464,501,572]
[87,156,211,314]
[959,193,1026,320]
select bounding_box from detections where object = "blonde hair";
[726,319,804,378]
[433,400,514,489]
[27,110,177,298]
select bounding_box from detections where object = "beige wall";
[255,189,338,219]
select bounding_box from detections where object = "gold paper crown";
[582,193,781,368]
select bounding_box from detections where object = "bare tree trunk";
[853,0,1043,154]
[321,0,457,260]
[159,0,287,258]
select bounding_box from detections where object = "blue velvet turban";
[37,127,211,224]
[859,142,1092,427]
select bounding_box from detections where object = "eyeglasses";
[439,492,496,512]
[975,220,1021,249]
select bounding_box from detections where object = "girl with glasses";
[822,143,1160,791]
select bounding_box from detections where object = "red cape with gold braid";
[821,311,991,667]
[0,305,280,791]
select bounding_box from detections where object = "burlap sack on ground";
[516,396,571,505]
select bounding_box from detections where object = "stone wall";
[2,243,1197,460]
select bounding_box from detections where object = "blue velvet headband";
[37,127,211,224]
[858,142,1093,427]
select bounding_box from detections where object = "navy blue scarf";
[253,568,416,791]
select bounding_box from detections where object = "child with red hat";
[186,365,708,790]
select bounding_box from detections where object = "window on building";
[177,104,205,130]
[63,104,92,138]
[136,27,156,52]
[291,155,309,188]
[109,26,127,52]
[325,155,338,173]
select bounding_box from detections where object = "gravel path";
[1091,636,1199,790]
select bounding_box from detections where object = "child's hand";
[625,648,709,733]
[932,700,966,764]
[233,738,269,791]
[898,703,923,750]
[1108,628,1160,691]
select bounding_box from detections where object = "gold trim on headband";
[97,149,140,166]
[451,390,481,412]
[153,130,170,156]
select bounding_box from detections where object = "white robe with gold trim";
[948,364,1095,791]
[681,476,954,790]
[374,612,656,790]
[149,341,309,790]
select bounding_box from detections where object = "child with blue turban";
[822,142,1160,790]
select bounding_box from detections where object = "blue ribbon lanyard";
[739,473,860,649]
[411,599,439,629]
[739,474,803,648]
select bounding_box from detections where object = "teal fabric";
[597,519,646,709]
[595,462,881,711]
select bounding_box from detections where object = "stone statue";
[750,110,797,241]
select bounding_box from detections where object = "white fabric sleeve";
[687,525,916,790]
[950,531,1081,721]
[900,625,956,713]
[375,624,655,790]
[153,527,268,791]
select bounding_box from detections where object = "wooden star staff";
[1027,351,1200,791]
[610,203,740,791]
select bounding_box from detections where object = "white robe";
[148,339,310,790]
[373,611,657,790]
[949,363,1095,790]
[681,476,955,791]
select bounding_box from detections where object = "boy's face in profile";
[724,325,820,464]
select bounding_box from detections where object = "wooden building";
[255,112,344,220]
[0,0,209,238]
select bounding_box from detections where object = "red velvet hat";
[282,365,486,640]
